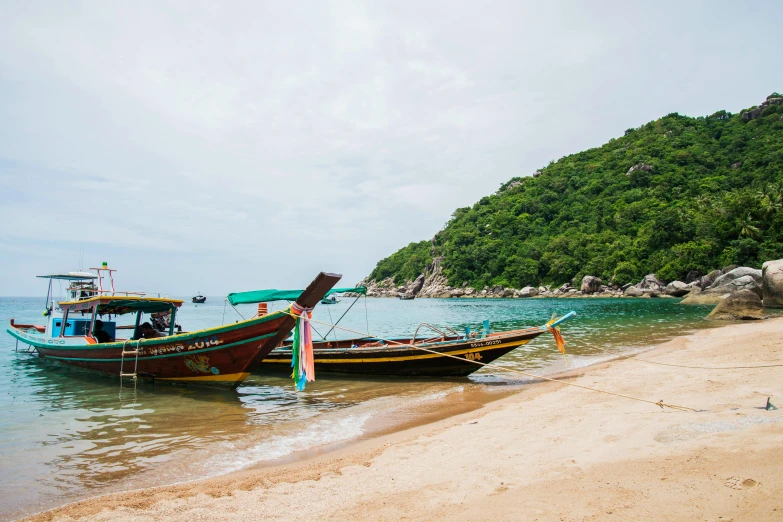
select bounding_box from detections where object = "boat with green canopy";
[8,266,342,389]
[241,286,576,378]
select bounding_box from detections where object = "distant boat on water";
[320,296,339,305]
[398,294,415,300]
[192,293,207,304]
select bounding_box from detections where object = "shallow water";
[0,296,715,520]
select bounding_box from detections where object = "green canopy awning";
[227,287,366,306]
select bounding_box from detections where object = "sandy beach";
[27,317,783,521]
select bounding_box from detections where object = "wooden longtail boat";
[239,283,575,377]
[7,269,341,389]
[262,326,551,377]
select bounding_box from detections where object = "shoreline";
[24,318,783,521]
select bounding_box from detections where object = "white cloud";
[0,0,781,295]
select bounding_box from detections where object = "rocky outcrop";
[708,267,762,297]
[580,276,602,294]
[707,290,766,320]
[519,286,538,298]
[762,259,783,308]
[417,256,454,298]
[504,180,522,191]
[357,277,399,298]
[532,170,542,178]
[681,266,761,304]
[664,281,690,297]
[409,274,425,295]
[638,274,665,292]
[741,94,783,121]
[626,163,653,177]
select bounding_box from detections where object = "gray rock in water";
[580,276,602,294]
[502,288,516,298]
[762,259,783,308]
[707,289,765,320]
[664,281,690,297]
[624,285,644,297]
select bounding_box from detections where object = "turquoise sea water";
[0,296,715,520]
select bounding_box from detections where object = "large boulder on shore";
[709,267,761,289]
[519,286,538,298]
[707,290,766,321]
[710,274,763,298]
[762,259,783,308]
[638,274,665,291]
[664,281,690,297]
[680,290,729,305]
[580,276,602,294]
[700,269,723,289]
[624,285,644,297]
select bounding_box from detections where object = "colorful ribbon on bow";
[290,302,315,391]
[546,314,568,366]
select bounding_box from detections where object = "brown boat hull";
[9,272,343,389]
[259,328,546,377]
[16,312,291,388]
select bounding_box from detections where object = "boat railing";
[411,323,460,345]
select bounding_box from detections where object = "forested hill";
[368,93,783,289]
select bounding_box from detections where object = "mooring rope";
[280,310,696,411]
[634,359,783,370]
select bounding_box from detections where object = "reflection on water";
[0,296,715,519]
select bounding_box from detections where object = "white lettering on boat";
[468,339,501,349]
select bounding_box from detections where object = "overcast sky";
[0,1,780,296]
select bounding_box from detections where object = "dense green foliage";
[370,94,783,288]
[368,240,433,283]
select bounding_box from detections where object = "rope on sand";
[280,310,696,412]
[633,359,783,370]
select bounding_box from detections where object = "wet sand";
[26,318,783,521]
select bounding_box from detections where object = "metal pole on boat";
[60,308,69,338]
[133,311,142,339]
[168,306,177,336]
